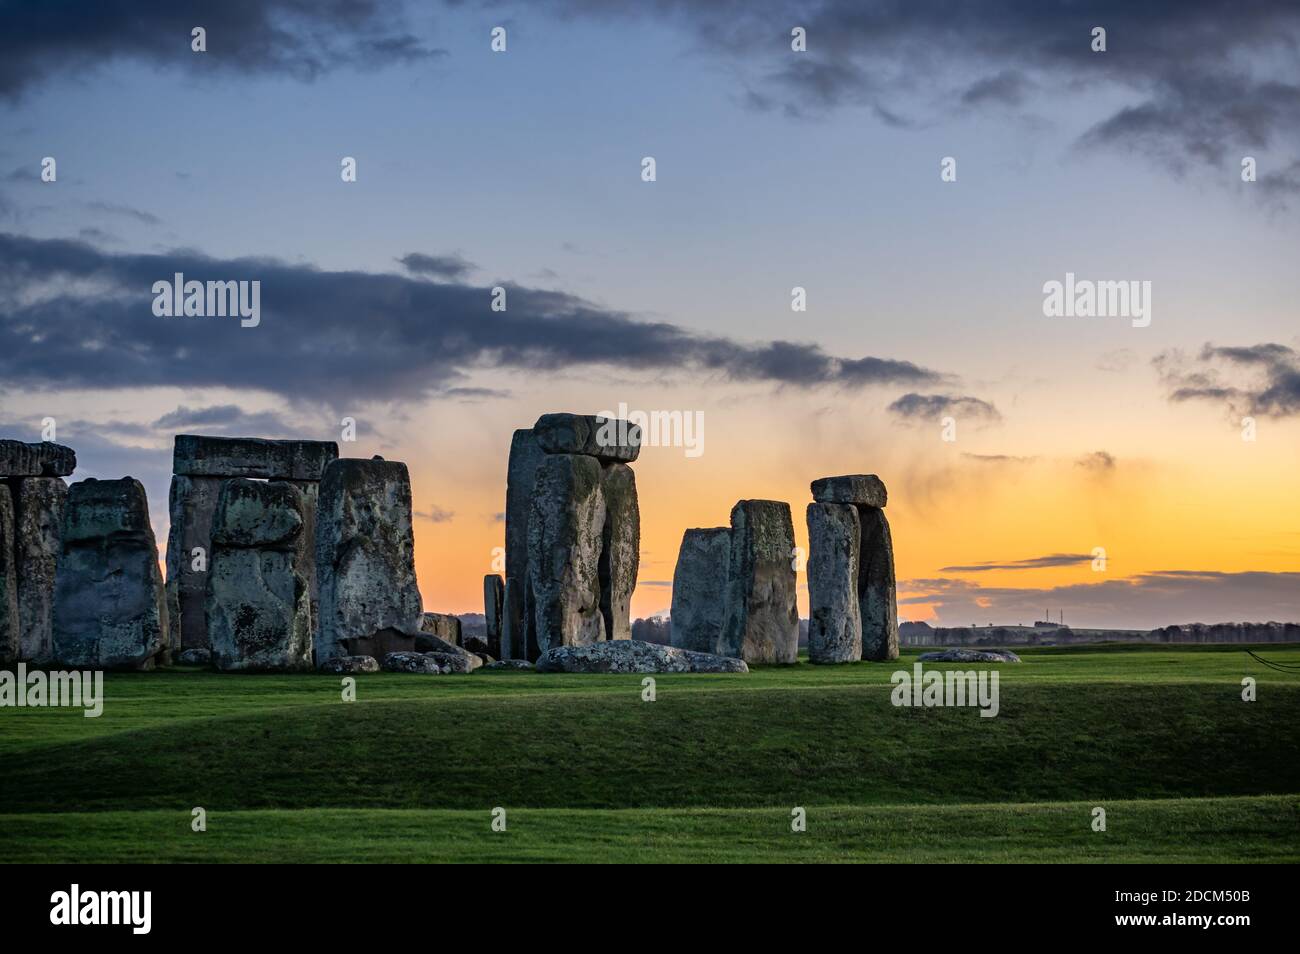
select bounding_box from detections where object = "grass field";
[2,644,1298,862]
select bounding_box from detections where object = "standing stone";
[504,429,545,661]
[527,454,605,655]
[720,500,798,664]
[14,477,67,663]
[0,485,18,664]
[598,462,639,641]
[806,502,862,663]
[483,574,504,657]
[859,507,899,661]
[420,612,461,647]
[669,527,731,654]
[165,474,225,652]
[52,477,168,669]
[284,479,321,641]
[314,457,423,662]
[206,479,312,671]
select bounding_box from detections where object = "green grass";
[1,644,1297,862]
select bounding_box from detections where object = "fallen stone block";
[52,477,168,669]
[421,611,461,647]
[315,457,423,662]
[484,658,534,671]
[172,435,338,480]
[917,648,1021,663]
[527,453,606,653]
[807,502,862,663]
[720,500,799,664]
[206,479,312,672]
[669,527,731,654]
[177,647,212,666]
[319,654,379,674]
[382,650,478,674]
[536,640,749,674]
[810,474,888,509]
[533,413,641,464]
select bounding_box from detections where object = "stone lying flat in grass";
[536,639,749,673]
[319,655,379,674]
[811,474,887,508]
[918,648,1021,663]
[382,650,479,674]
[177,648,212,666]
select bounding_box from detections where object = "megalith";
[13,477,68,663]
[52,477,168,669]
[503,413,641,660]
[807,474,898,662]
[483,573,504,658]
[314,456,423,662]
[669,527,731,654]
[0,485,18,664]
[598,462,639,641]
[806,502,862,663]
[420,612,461,647]
[720,500,799,664]
[527,453,606,653]
[166,434,337,654]
[205,479,312,671]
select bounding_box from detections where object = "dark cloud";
[941,553,1093,573]
[1075,450,1116,471]
[85,201,162,226]
[961,71,1032,108]
[150,404,298,437]
[900,570,1300,629]
[0,0,443,98]
[887,393,1001,424]
[1156,342,1300,418]
[415,505,455,523]
[398,252,477,282]
[0,232,942,406]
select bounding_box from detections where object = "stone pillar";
[483,574,504,657]
[14,477,68,664]
[167,435,337,653]
[52,477,168,669]
[810,474,898,662]
[0,484,17,664]
[669,527,731,654]
[720,499,799,664]
[806,502,862,663]
[527,453,606,653]
[314,456,423,662]
[504,429,545,661]
[206,479,312,671]
[598,462,639,641]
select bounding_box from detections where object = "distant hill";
[900,621,1300,646]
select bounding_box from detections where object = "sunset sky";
[2,1,1298,628]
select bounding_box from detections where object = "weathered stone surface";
[414,630,462,655]
[527,454,606,654]
[483,574,504,658]
[206,479,312,672]
[537,639,749,674]
[669,528,731,654]
[318,654,379,674]
[177,647,212,666]
[598,463,639,641]
[164,474,224,652]
[917,648,1021,663]
[11,477,66,663]
[0,484,18,663]
[52,478,168,669]
[382,650,478,674]
[811,474,887,509]
[860,507,899,661]
[0,440,76,478]
[283,478,320,640]
[420,611,461,647]
[533,413,641,464]
[504,429,545,660]
[485,658,534,671]
[315,457,423,662]
[807,502,862,663]
[173,435,338,480]
[720,500,799,664]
